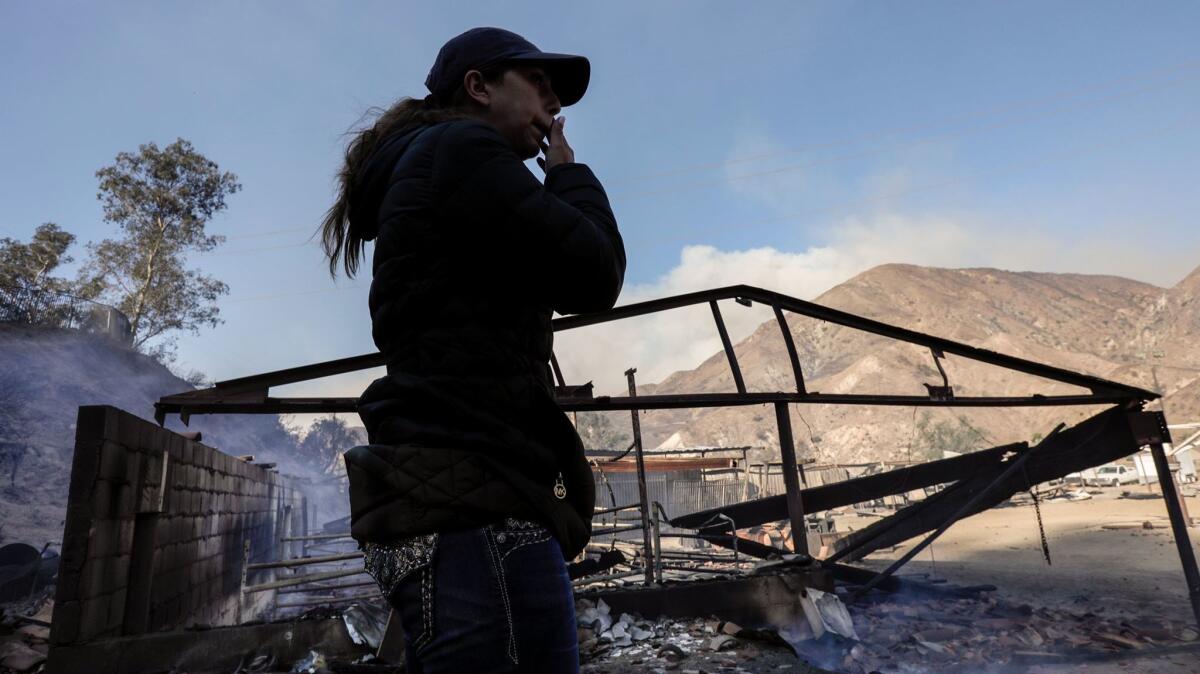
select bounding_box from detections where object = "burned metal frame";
[154,284,1154,421]
[154,284,1200,625]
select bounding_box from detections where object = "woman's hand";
[537,116,574,173]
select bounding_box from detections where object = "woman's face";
[470,65,562,160]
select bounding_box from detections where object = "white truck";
[1086,464,1139,487]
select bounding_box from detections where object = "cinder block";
[166,433,185,462]
[118,519,135,552]
[142,423,164,454]
[107,588,127,630]
[168,488,184,513]
[170,595,187,626]
[161,569,185,598]
[159,542,175,571]
[87,519,120,558]
[115,483,136,517]
[78,594,112,640]
[116,414,141,450]
[124,451,142,486]
[97,441,129,481]
[109,554,130,587]
[49,600,81,645]
[89,479,114,520]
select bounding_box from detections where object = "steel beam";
[847,432,1052,600]
[833,408,1145,560]
[625,368,655,586]
[775,402,808,555]
[672,440,1028,530]
[1150,441,1200,627]
[709,300,746,394]
[156,391,1148,418]
[773,305,806,394]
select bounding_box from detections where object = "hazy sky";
[3,2,1198,415]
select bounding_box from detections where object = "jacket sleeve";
[433,120,626,314]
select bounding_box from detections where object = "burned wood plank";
[670,440,1027,530]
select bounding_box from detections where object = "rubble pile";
[828,593,1200,672]
[0,592,52,673]
[577,590,1200,673]
[576,598,818,673]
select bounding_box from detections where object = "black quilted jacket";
[344,119,625,558]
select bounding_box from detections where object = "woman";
[320,27,625,673]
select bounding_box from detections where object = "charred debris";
[9,284,1200,672]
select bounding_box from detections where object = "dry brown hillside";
[638,264,1200,464]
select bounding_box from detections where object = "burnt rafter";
[154,284,1156,422]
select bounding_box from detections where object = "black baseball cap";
[425,27,591,107]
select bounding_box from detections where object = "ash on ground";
[575,588,1200,673]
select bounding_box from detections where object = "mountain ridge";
[637,263,1200,463]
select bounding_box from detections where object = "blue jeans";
[390,522,580,673]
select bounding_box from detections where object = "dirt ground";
[842,486,1200,672]
[850,486,1200,624]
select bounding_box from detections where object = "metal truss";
[154,284,1200,625]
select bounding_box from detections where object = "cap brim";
[507,52,590,107]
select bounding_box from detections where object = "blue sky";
[2,2,1198,412]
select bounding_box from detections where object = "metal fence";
[0,282,131,343]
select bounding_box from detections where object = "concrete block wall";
[50,405,307,646]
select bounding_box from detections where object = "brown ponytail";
[320,67,507,278]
